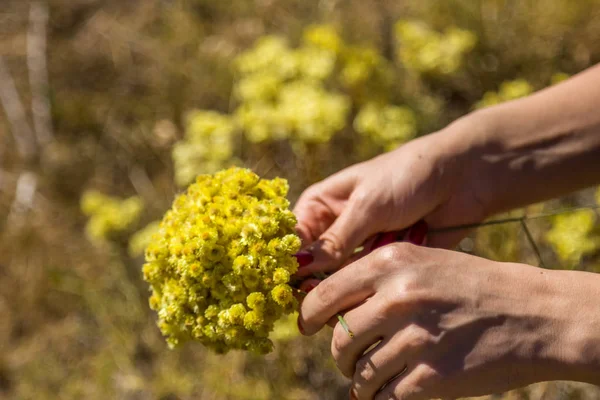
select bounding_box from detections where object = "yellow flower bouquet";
[143,167,302,354]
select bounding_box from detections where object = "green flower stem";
[337,314,355,338]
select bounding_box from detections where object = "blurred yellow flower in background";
[81,191,144,243]
[545,210,599,266]
[476,79,534,109]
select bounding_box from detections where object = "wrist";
[496,264,600,386]
[430,109,503,218]
[542,269,600,384]
[444,75,600,217]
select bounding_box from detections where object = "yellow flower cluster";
[354,102,417,150]
[277,81,349,143]
[475,79,534,109]
[340,46,393,104]
[303,24,343,54]
[172,110,237,186]
[235,81,349,144]
[233,28,352,144]
[143,167,301,354]
[545,210,599,266]
[169,24,416,160]
[395,20,476,76]
[234,37,298,81]
[234,34,337,91]
[303,25,392,98]
[81,190,144,243]
[232,25,400,144]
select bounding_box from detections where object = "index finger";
[293,170,358,247]
[298,250,383,336]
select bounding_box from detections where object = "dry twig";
[27,1,54,146]
[0,57,37,159]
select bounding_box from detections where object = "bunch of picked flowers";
[143,167,302,354]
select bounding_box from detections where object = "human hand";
[295,62,600,278]
[298,243,600,399]
[293,118,488,277]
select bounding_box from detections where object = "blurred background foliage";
[1,0,600,399]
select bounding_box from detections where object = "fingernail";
[407,220,428,245]
[349,388,358,400]
[295,251,314,267]
[297,316,305,335]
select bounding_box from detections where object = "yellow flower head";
[354,102,417,149]
[81,190,144,243]
[545,210,599,266]
[395,20,476,76]
[475,79,534,109]
[172,110,237,187]
[303,24,343,54]
[143,167,301,354]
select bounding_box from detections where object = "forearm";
[543,269,600,385]
[456,64,600,215]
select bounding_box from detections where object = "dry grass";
[0,0,599,399]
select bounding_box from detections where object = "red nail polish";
[407,220,428,245]
[295,251,314,267]
[297,317,305,335]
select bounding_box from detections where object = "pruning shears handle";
[292,220,428,298]
[293,219,429,283]
[365,219,429,254]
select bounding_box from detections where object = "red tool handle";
[294,220,428,270]
[369,219,429,252]
[292,220,429,292]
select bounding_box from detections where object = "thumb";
[295,201,376,278]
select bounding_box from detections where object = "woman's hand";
[294,64,600,278]
[293,117,489,277]
[298,243,600,399]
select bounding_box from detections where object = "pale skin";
[294,64,600,399]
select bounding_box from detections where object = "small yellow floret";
[273,268,291,284]
[243,310,264,332]
[247,292,266,310]
[271,284,294,307]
